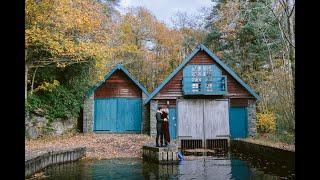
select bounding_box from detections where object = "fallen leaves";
[25,133,154,160]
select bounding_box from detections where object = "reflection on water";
[42,153,294,180]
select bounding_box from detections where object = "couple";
[155,106,170,147]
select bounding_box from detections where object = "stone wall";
[83,93,94,133]
[247,99,257,137]
[230,140,294,166]
[142,103,150,134]
[141,92,149,134]
[25,115,76,139]
[142,145,179,164]
[150,100,158,136]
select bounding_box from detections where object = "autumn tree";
[25,0,118,120]
[110,7,189,91]
[171,10,209,57]
[25,0,113,99]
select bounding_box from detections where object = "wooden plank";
[204,99,230,139]
[177,99,204,139]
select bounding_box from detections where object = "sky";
[117,0,214,27]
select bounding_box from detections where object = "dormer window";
[182,64,227,95]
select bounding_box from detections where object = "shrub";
[26,61,94,121]
[25,93,42,115]
[40,85,81,119]
[257,111,276,133]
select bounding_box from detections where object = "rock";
[26,126,39,139]
[25,115,76,139]
[51,121,64,135]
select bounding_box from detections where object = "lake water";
[42,152,294,180]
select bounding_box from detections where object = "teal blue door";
[94,99,117,131]
[94,98,142,132]
[229,107,247,139]
[169,107,177,139]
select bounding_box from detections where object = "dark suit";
[155,112,163,146]
[161,111,170,145]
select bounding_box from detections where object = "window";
[183,64,226,95]
[191,65,202,92]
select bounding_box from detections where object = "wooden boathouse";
[83,64,149,133]
[144,44,260,149]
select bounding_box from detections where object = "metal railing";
[180,139,229,150]
[181,139,203,149]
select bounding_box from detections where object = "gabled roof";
[144,44,260,104]
[85,64,149,98]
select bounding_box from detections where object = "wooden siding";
[157,99,177,108]
[230,98,248,107]
[153,51,253,99]
[94,70,142,98]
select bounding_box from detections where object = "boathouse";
[144,44,260,148]
[83,64,149,133]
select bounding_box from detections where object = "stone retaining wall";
[247,99,257,137]
[149,100,158,136]
[230,140,294,165]
[25,115,76,139]
[25,147,86,178]
[142,144,179,164]
[83,93,94,133]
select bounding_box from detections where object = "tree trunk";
[25,48,28,101]
[31,67,39,95]
[25,63,28,101]
[287,11,295,85]
[261,31,275,74]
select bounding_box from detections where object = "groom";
[155,106,163,147]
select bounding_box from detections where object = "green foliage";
[25,93,42,114]
[40,85,80,119]
[26,59,94,121]
[27,85,81,120]
[203,28,222,50]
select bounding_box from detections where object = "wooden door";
[229,107,247,139]
[169,107,177,139]
[177,99,229,139]
[94,98,142,132]
[94,98,117,131]
[177,99,204,139]
[203,99,229,139]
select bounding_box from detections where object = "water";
[41,152,294,180]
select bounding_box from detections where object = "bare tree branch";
[288,3,295,18]
[262,0,295,48]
